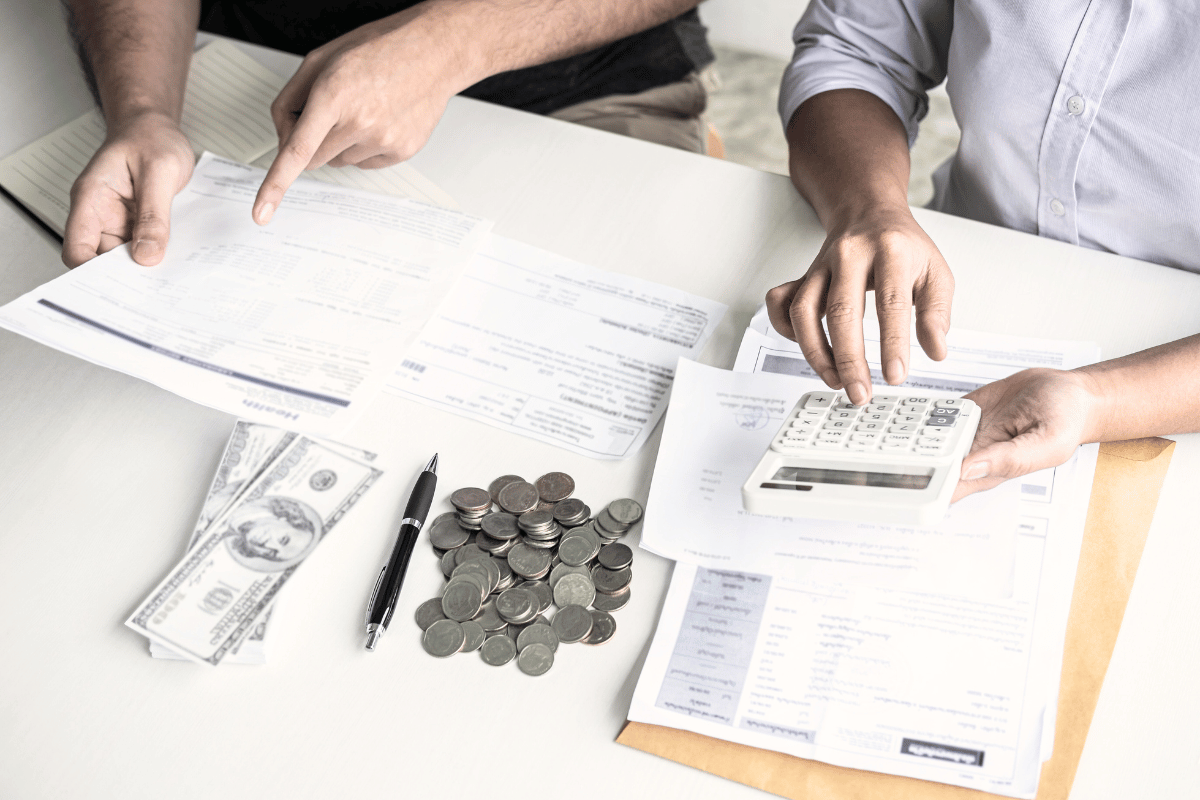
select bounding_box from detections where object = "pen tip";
[365,629,383,651]
[426,453,438,474]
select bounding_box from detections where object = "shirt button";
[1049,198,1066,216]
[1067,95,1085,116]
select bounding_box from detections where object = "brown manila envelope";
[618,437,1175,800]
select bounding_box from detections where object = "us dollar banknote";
[150,422,374,663]
[129,433,382,665]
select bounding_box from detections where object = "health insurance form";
[0,154,490,436]
[628,320,1101,797]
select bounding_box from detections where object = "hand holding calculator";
[741,391,979,525]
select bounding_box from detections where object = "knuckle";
[876,286,912,314]
[824,299,859,324]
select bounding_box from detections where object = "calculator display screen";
[766,466,933,490]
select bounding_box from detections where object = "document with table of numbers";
[628,320,1104,797]
[386,234,727,458]
[0,153,491,436]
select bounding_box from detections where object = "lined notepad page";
[0,39,456,235]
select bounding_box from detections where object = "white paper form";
[640,359,1021,597]
[0,154,491,436]
[0,39,456,234]
[386,235,727,458]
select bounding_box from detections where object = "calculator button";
[796,409,825,419]
[791,418,821,429]
[901,397,929,406]
[934,398,965,408]
[865,404,892,414]
[817,430,848,442]
[925,416,956,427]
[782,429,811,439]
[916,436,948,448]
[812,438,845,448]
[833,401,862,411]
[883,433,913,444]
[850,432,881,443]
[891,414,923,426]
[920,425,951,438]
[804,393,839,410]
[855,421,886,432]
[929,407,959,418]
[845,441,875,451]
[881,441,911,451]
[828,410,858,421]
[871,394,901,404]
[823,420,854,430]
[888,424,919,434]
[914,445,946,456]
[862,412,889,423]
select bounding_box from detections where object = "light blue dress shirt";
[780,0,1200,273]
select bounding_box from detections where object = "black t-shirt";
[198,1,713,115]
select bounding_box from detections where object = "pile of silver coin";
[415,472,642,676]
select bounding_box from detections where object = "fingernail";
[256,202,275,225]
[847,382,868,405]
[962,462,989,481]
[132,239,157,262]
[885,358,905,385]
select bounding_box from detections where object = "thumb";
[129,161,184,266]
[952,432,1053,502]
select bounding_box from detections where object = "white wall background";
[698,0,808,61]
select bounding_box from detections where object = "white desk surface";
[2,5,1199,800]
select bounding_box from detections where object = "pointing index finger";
[253,106,337,225]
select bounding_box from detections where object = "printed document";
[628,320,1103,796]
[387,235,727,458]
[0,153,491,436]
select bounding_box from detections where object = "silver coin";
[498,480,540,514]
[594,508,629,536]
[474,601,505,632]
[549,562,592,588]
[428,514,471,550]
[488,475,526,505]
[607,498,644,526]
[552,604,593,644]
[507,542,552,578]
[414,597,446,630]
[536,500,557,512]
[495,588,538,624]
[573,525,603,552]
[460,620,486,652]
[516,621,560,653]
[591,564,632,594]
[480,634,517,666]
[422,619,465,657]
[446,572,488,602]
[454,544,489,565]
[535,472,575,503]
[521,580,554,612]
[597,543,633,570]
[442,580,483,621]
[518,508,556,532]
[450,487,492,513]
[552,497,587,522]
[558,533,600,567]
[591,586,630,612]
[517,642,555,676]
[495,559,515,591]
[451,560,492,592]
[582,610,616,645]
[553,572,596,608]
[481,512,521,540]
[439,548,459,578]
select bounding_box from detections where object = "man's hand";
[952,368,1097,502]
[63,111,193,268]
[252,9,465,225]
[765,202,955,406]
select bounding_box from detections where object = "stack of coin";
[450,487,493,530]
[416,471,643,676]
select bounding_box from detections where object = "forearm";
[786,89,912,229]
[66,0,199,125]
[392,0,700,93]
[1077,334,1200,442]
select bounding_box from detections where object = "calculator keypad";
[771,391,972,458]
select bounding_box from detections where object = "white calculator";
[741,391,979,525]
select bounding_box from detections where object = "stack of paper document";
[628,316,1102,797]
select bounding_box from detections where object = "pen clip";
[365,565,387,630]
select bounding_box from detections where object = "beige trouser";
[548,69,717,155]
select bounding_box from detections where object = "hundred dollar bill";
[150,421,374,663]
[128,434,382,665]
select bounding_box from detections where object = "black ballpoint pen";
[365,453,438,651]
